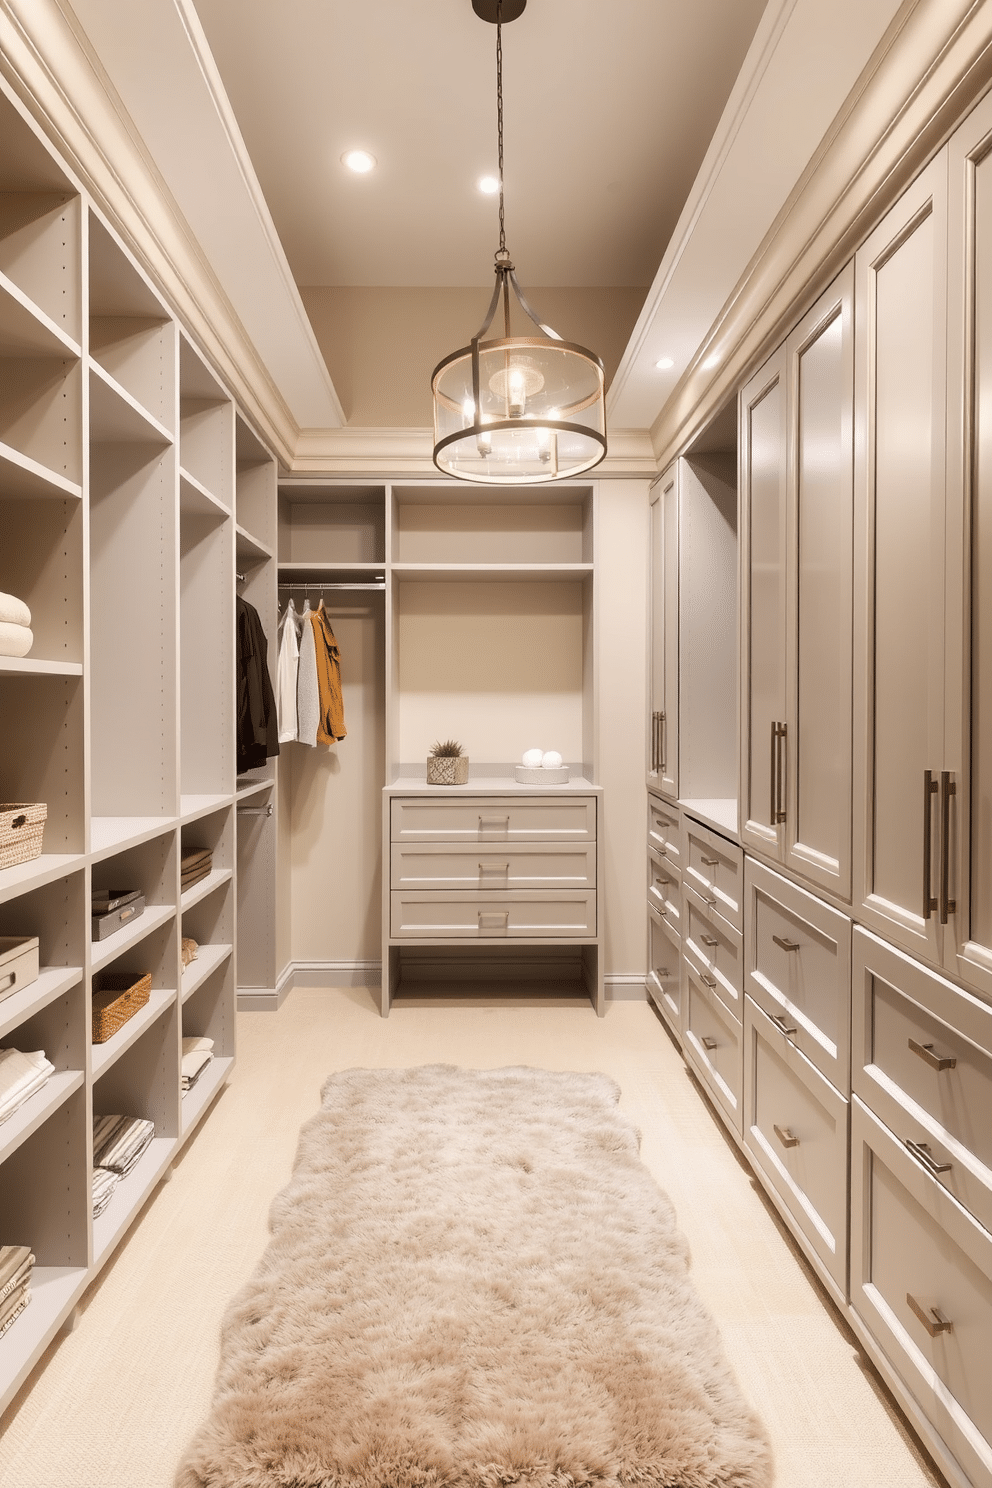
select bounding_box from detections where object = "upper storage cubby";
[87,214,174,436]
[391,484,593,572]
[179,335,233,509]
[278,483,385,578]
[235,415,276,551]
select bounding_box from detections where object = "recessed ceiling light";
[702,351,721,370]
[655,356,674,370]
[479,176,500,195]
[342,149,376,174]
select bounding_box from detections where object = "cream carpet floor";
[0,987,947,1488]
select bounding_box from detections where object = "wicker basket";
[0,803,46,871]
[92,971,151,1043]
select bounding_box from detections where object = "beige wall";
[300,286,646,426]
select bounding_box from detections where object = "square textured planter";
[426,755,469,785]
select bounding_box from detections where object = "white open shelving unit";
[0,79,278,1414]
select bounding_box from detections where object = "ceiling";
[191,0,767,290]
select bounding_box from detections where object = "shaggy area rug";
[176,1066,772,1488]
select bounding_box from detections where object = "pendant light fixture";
[431,0,607,484]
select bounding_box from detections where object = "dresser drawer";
[391,842,596,892]
[390,890,596,938]
[851,1096,992,1487]
[683,959,743,1135]
[647,849,681,934]
[684,817,742,932]
[647,792,681,869]
[683,883,743,1023]
[746,858,851,1095]
[647,902,681,1035]
[390,796,596,843]
[744,996,849,1293]
[853,928,992,1238]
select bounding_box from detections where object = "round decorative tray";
[514,765,569,784]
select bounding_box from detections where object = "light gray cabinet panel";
[647,848,681,936]
[683,959,743,1136]
[647,903,681,1037]
[647,790,681,869]
[683,882,743,1024]
[390,796,596,843]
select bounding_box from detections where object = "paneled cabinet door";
[853,154,949,965]
[648,464,678,799]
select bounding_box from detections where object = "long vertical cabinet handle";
[770,720,778,829]
[940,771,956,924]
[770,721,787,825]
[923,771,938,920]
[660,711,666,774]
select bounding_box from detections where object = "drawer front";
[390,890,596,938]
[853,928,992,1237]
[647,849,681,935]
[647,902,681,1035]
[851,1097,992,1486]
[683,883,743,1023]
[684,817,742,932]
[647,792,682,869]
[391,842,596,892]
[390,796,596,843]
[744,996,849,1292]
[746,857,852,1094]
[683,960,743,1134]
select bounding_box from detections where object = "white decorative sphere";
[522,747,544,768]
[542,751,563,769]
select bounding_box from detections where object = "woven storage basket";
[426,755,469,785]
[91,971,151,1043]
[0,803,46,871]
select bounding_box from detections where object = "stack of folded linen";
[181,1035,214,1094]
[0,591,33,659]
[180,936,199,971]
[91,1165,120,1218]
[0,1245,33,1337]
[0,1047,55,1125]
[180,849,212,893]
[92,1113,155,1177]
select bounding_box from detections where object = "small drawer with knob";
[744,994,849,1294]
[853,927,992,1237]
[851,1095,992,1487]
[647,901,681,1036]
[683,958,743,1135]
[745,858,851,1095]
[684,883,743,1024]
[390,797,596,843]
[391,842,596,892]
[648,791,681,869]
[684,817,742,932]
[647,848,681,935]
[389,890,596,938]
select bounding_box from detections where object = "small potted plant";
[427,739,469,786]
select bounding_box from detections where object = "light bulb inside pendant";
[489,359,545,416]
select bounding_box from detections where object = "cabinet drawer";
[684,817,742,931]
[683,883,743,1023]
[647,792,681,869]
[647,902,681,1035]
[746,858,851,1094]
[853,928,992,1238]
[390,890,596,938]
[647,848,681,934]
[391,842,596,892]
[851,1097,992,1487]
[744,996,849,1293]
[390,796,596,843]
[683,960,743,1134]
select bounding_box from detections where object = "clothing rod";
[235,571,247,583]
[278,581,385,591]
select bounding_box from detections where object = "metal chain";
[496,0,506,256]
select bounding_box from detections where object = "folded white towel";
[0,621,32,659]
[0,592,30,628]
[181,1036,214,1057]
[0,1048,55,1124]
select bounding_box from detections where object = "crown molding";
[650,0,992,466]
[291,426,657,479]
[0,0,300,464]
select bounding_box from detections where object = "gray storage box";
[92,895,145,942]
[0,935,40,1005]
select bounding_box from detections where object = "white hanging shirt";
[296,601,320,747]
[276,599,302,744]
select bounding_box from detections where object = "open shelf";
[0,658,81,677]
[180,1054,233,1137]
[88,361,172,446]
[0,1069,84,1166]
[91,1135,176,1267]
[90,817,176,861]
[0,271,80,359]
[0,1266,89,1401]
[181,942,232,1003]
[235,777,272,803]
[679,798,739,839]
[0,442,81,501]
[90,989,175,1079]
[0,857,84,909]
[0,966,82,1041]
[180,467,227,521]
[180,795,232,825]
[90,902,175,975]
[235,524,273,563]
[180,867,232,913]
[391,562,592,582]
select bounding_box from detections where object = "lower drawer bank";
[390,889,596,937]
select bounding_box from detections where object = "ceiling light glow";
[655,356,674,370]
[479,176,500,195]
[702,352,721,370]
[342,149,376,174]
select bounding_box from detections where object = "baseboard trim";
[241,964,647,1007]
[605,975,649,1002]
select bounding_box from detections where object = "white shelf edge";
[88,359,174,446]
[180,867,233,912]
[390,563,593,582]
[0,1267,90,1416]
[90,902,176,974]
[0,965,83,1041]
[179,465,230,519]
[0,656,82,676]
[180,793,232,825]
[91,988,176,1079]
[235,523,274,562]
[0,268,82,359]
[0,1069,84,1166]
[0,440,82,500]
[235,777,273,802]
[0,854,85,908]
[91,1135,177,1269]
[180,1054,233,1138]
[89,816,177,861]
[678,797,740,839]
[181,942,233,1003]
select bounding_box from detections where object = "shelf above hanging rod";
[278,580,386,591]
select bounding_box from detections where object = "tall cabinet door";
[783,266,854,899]
[853,155,948,964]
[740,348,788,859]
[648,464,679,799]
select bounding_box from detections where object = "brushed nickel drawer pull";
[906,1293,953,1337]
[940,771,956,924]
[655,967,669,978]
[923,770,939,920]
[772,1014,797,1037]
[908,1038,957,1072]
[657,841,668,856]
[703,894,717,907]
[478,910,509,930]
[657,904,668,916]
[0,972,14,993]
[701,855,719,867]
[479,861,509,872]
[700,973,717,988]
[906,1139,952,1175]
[772,934,800,951]
[773,1123,799,1148]
[701,1036,718,1051]
[479,815,509,828]
[700,934,719,947]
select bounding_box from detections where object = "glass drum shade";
[432,335,606,484]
